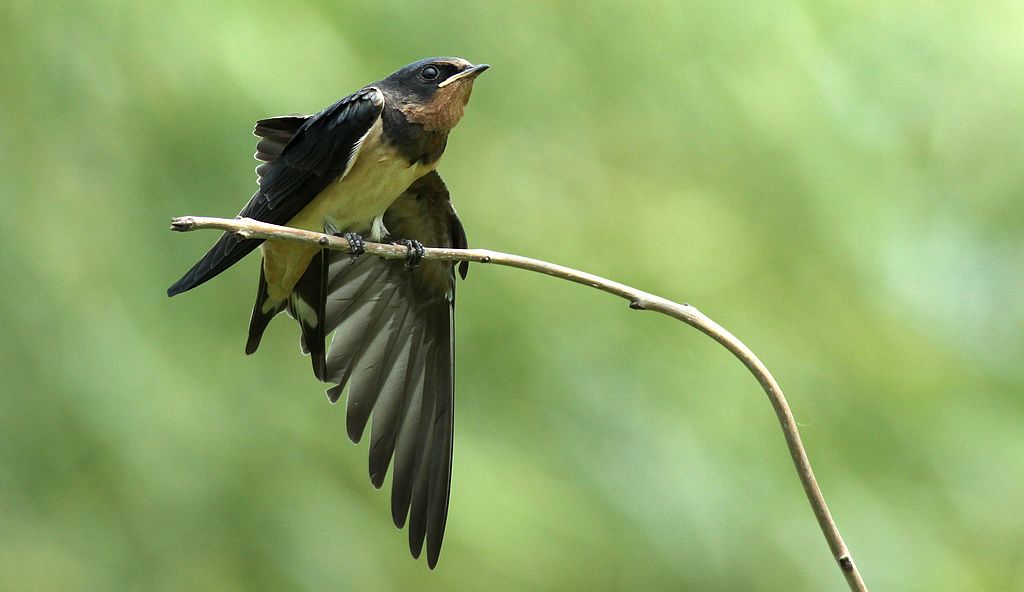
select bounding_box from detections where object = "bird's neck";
[381,106,450,167]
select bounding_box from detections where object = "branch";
[171,215,869,591]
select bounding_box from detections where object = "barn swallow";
[167,57,487,567]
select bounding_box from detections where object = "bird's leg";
[394,238,425,271]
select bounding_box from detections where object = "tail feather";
[167,232,263,297]
[245,263,286,355]
[245,251,330,382]
[289,249,329,381]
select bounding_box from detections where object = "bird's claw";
[341,232,365,259]
[397,239,425,270]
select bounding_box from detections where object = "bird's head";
[378,57,489,132]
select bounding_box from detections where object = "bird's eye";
[420,65,440,80]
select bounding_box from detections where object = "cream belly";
[261,118,434,302]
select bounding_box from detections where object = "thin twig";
[170,215,869,591]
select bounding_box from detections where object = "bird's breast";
[287,118,434,238]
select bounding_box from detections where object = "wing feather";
[319,171,465,567]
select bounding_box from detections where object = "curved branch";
[170,215,868,591]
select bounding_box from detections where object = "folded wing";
[167,88,384,296]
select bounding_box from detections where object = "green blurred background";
[2,1,1021,590]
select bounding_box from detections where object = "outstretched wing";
[320,171,467,568]
[167,88,385,296]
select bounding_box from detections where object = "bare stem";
[171,215,868,591]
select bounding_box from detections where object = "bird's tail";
[167,232,263,296]
[245,250,329,381]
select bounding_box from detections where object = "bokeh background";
[2,1,1021,590]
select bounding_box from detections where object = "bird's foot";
[396,239,425,270]
[340,232,365,260]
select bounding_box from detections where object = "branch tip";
[170,217,196,232]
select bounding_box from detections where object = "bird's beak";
[437,63,490,88]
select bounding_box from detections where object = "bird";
[166,57,487,568]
